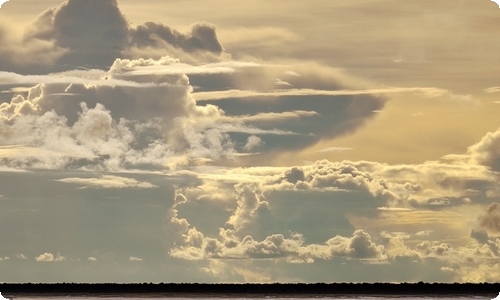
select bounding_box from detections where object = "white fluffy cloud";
[468,127,500,172]
[170,226,387,263]
[163,125,500,281]
[35,252,65,262]
[0,51,391,171]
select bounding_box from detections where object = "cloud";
[169,169,389,263]
[109,57,261,78]
[57,175,157,189]
[128,256,143,261]
[164,126,500,281]
[193,87,454,102]
[485,87,500,93]
[24,0,129,69]
[0,102,141,170]
[377,207,412,212]
[0,22,67,73]
[413,239,500,282]
[243,135,264,152]
[471,229,489,244]
[0,70,159,87]
[170,227,387,262]
[128,21,224,55]
[0,0,226,73]
[226,183,269,232]
[15,254,26,260]
[478,203,500,235]
[35,252,65,262]
[316,147,352,153]
[261,161,396,203]
[0,53,392,171]
[415,230,433,236]
[0,59,239,170]
[2,0,499,283]
[468,127,500,172]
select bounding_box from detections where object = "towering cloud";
[468,128,500,172]
[1,0,499,284]
[25,0,128,68]
[1,0,225,73]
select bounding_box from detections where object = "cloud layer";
[0,0,499,284]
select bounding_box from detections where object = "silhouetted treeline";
[1,282,499,296]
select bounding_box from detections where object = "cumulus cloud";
[2,0,500,284]
[164,125,500,282]
[24,0,129,69]
[0,22,67,73]
[170,227,387,262]
[0,58,241,170]
[468,127,500,172]
[0,52,392,171]
[169,175,388,263]
[243,135,264,152]
[0,101,141,170]
[0,0,226,73]
[226,183,269,231]
[414,239,500,282]
[35,252,65,262]
[471,229,489,244]
[0,1,396,170]
[263,161,397,202]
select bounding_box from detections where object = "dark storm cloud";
[1,0,225,73]
[207,93,384,154]
[186,63,386,156]
[471,229,489,244]
[129,22,224,55]
[24,0,128,69]
[479,202,500,234]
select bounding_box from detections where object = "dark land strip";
[1,283,499,297]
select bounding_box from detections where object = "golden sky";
[0,0,499,283]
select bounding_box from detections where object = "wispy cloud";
[316,147,353,153]
[57,175,158,189]
[193,87,455,101]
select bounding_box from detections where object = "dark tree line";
[1,282,499,296]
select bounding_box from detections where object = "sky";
[0,0,499,283]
